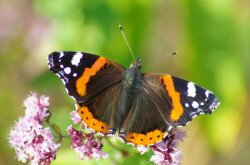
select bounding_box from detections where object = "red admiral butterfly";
[48,51,220,146]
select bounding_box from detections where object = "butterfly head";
[125,58,142,86]
[129,58,141,70]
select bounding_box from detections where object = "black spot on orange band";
[77,105,109,134]
[160,75,183,121]
[125,130,167,146]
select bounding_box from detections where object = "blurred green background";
[1,0,249,164]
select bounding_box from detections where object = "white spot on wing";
[59,52,64,58]
[60,64,64,68]
[71,52,83,66]
[73,73,77,77]
[187,82,196,97]
[64,67,71,74]
[192,101,199,108]
[209,99,220,110]
[205,90,211,101]
[185,103,189,107]
[200,102,204,105]
[205,90,210,98]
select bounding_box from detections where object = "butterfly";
[48,51,220,146]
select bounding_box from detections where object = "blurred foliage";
[0,0,249,164]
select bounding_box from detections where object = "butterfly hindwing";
[48,51,125,102]
[77,82,123,134]
[119,75,172,146]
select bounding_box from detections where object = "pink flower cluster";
[67,125,108,160]
[150,129,186,165]
[70,110,184,164]
[9,92,185,164]
[9,93,61,165]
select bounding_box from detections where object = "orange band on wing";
[160,75,183,121]
[77,105,109,134]
[125,130,167,146]
[76,57,107,96]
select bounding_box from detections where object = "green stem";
[45,112,63,143]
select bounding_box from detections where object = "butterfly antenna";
[150,52,178,62]
[119,25,136,61]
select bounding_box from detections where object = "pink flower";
[23,93,50,122]
[67,125,108,160]
[9,93,61,165]
[150,129,186,165]
[70,111,81,124]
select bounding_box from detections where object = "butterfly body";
[48,51,220,146]
[115,58,143,130]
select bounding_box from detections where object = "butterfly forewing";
[170,76,220,126]
[142,73,220,127]
[48,51,125,102]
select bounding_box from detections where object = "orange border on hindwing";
[77,105,109,134]
[125,130,167,146]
